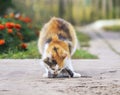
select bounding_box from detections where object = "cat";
[38,17,81,78]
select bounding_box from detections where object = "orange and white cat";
[38,17,81,78]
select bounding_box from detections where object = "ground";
[0,22,120,95]
[0,59,120,95]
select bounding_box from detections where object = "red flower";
[0,24,5,30]
[0,39,5,45]
[21,43,27,49]
[23,17,31,23]
[5,22,15,29]
[7,29,13,33]
[15,24,21,29]
[18,16,24,21]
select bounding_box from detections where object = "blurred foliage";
[103,25,120,32]
[76,32,90,47]
[0,0,13,15]
[72,49,97,59]
[10,0,120,25]
[0,13,38,53]
[0,41,41,59]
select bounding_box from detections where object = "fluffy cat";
[38,17,81,78]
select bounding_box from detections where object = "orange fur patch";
[47,36,70,68]
[46,18,68,39]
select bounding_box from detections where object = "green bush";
[0,13,37,53]
[0,0,13,15]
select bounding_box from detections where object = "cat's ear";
[43,57,52,66]
[43,57,52,67]
[43,57,49,65]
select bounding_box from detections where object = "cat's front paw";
[73,72,81,78]
[42,73,48,78]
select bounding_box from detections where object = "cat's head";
[44,35,69,76]
[43,57,62,77]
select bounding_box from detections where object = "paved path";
[77,26,120,60]
[0,59,120,95]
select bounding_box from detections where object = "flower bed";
[0,13,37,53]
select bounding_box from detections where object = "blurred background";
[1,0,120,25]
[0,0,120,59]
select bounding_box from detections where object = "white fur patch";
[73,72,81,78]
[42,43,51,59]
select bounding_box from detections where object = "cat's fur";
[38,17,81,78]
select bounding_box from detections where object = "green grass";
[0,30,98,59]
[103,25,120,32]
[76,31,90,47]
[72,49,97,59]
[0,41,41,59]
[0,41,97,59]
